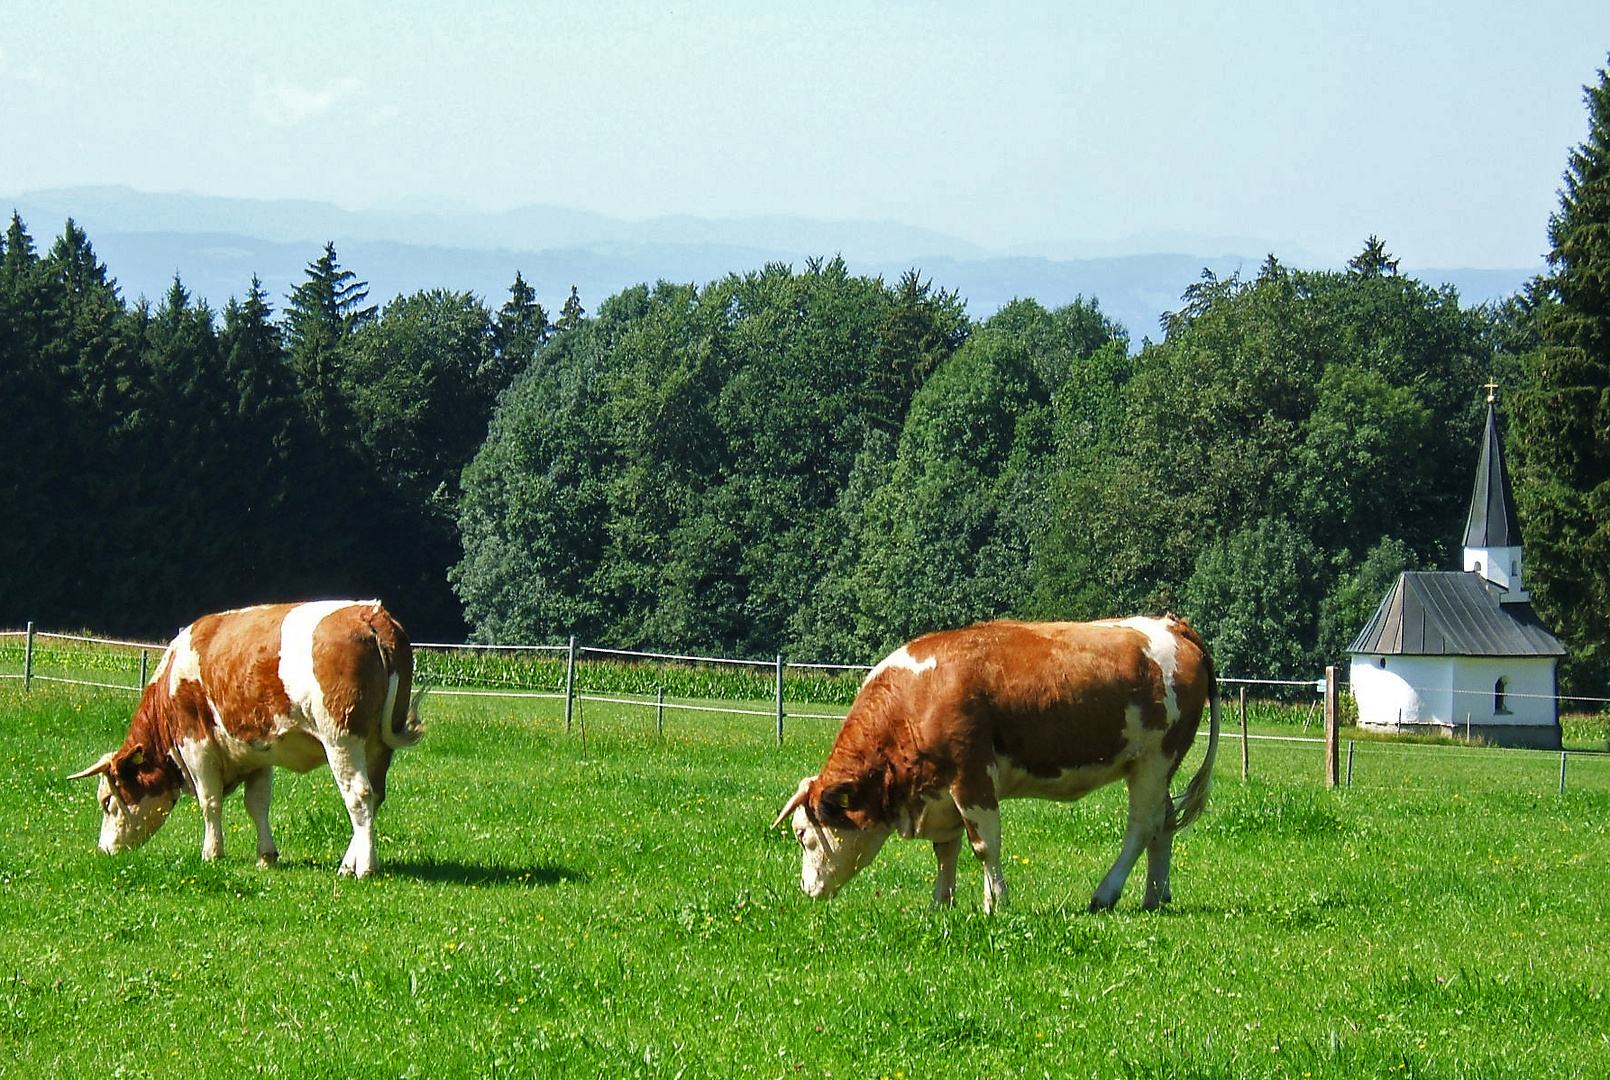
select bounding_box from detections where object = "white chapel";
[1347,391,1566,750]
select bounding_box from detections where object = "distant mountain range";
[6,186,1542,345]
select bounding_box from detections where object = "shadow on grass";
[381,858,589,888]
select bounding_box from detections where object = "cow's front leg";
[189,757,227,862]
[960,807,1007,913]
[324,740,377,878]
[931,837,961,907]
[243,767,279,866]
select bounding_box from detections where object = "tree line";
[0,224,547,640]
[452,248,1504,678]
[4,62,1608,694]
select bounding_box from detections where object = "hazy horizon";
[5,3,1609,273]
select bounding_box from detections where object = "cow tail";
[368,606,425,750]
[1167,664,1220,833]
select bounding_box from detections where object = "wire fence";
[1,625,1334,735]
[5,622,1608,795]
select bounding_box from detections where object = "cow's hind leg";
[1090,770,1170,912]
[324,739,378,878]
[1143,827,1174,909]
[243,767,279,866]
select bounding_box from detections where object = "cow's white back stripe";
[164,626,201,694]
[1096,616,1181,722]
[863,645,937,686]
[279,601,355,720]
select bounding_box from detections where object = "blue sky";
[3,1,1608,269]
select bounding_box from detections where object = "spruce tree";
[493,270,550,381]
[1512,59,1610,691]
[553,285,585,333]
[284,242,375,438]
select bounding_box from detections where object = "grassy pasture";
[1,666,1608,1079]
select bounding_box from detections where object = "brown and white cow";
[775,616,1220,912]
[69,600,423,877]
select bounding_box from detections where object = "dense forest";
[4,65,1608,695]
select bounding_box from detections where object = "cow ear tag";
[129,749,145,766]
[834,791,851,807]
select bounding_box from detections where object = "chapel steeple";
[1462,384,1528,601]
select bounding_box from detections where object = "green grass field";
[2,675,1607,1079]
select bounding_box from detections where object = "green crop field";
[2,672,1607,1079]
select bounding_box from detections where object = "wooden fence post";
[1324,666,1339,788]
[564,635,576,735]
[1239,685,1249,780]
[775,654,785,745]
[23,621,35,692]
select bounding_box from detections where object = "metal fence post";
[1346,740,1354,787]
[23,621,35,692]
[1560,751,1567,796]
[657,687,665,739]
[775,653,785,745]
[1324,666,1339,788]
[1239,685,1249,781]
[564,635,576,735]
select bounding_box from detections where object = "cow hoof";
[257,851,279,867]
[1088,896,1117,914]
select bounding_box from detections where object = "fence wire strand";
[7,626,1606,786]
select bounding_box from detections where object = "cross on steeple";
[1483,378,1499,404]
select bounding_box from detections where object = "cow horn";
[772,776,816,829]
[66,751,117,782]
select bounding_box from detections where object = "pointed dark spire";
[1463,401,1521,548]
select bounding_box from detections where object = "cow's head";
[774,775,892,899]
[67,744,179,854]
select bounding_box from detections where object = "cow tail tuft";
[1167,666,1219,832]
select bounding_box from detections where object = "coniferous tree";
[30,222,136,628]
[0,215,51,620]
[2,212,38,294]
[284,242,375,438]
[114,277,229,614]
[216,277,307,589]
[1511,59,1610,691]
[554,285,585,333]
[492,271,550,384]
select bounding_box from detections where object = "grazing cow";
[69,600,423,877]
[775,616,1219,912]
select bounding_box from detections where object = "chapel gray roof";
[1463,403,1522,549]
[1347,571,1566,657]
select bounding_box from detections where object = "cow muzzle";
[796,818,891,900]
[96,785,176,854]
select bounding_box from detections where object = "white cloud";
[0,44,72,91]
[251,74,365,127]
